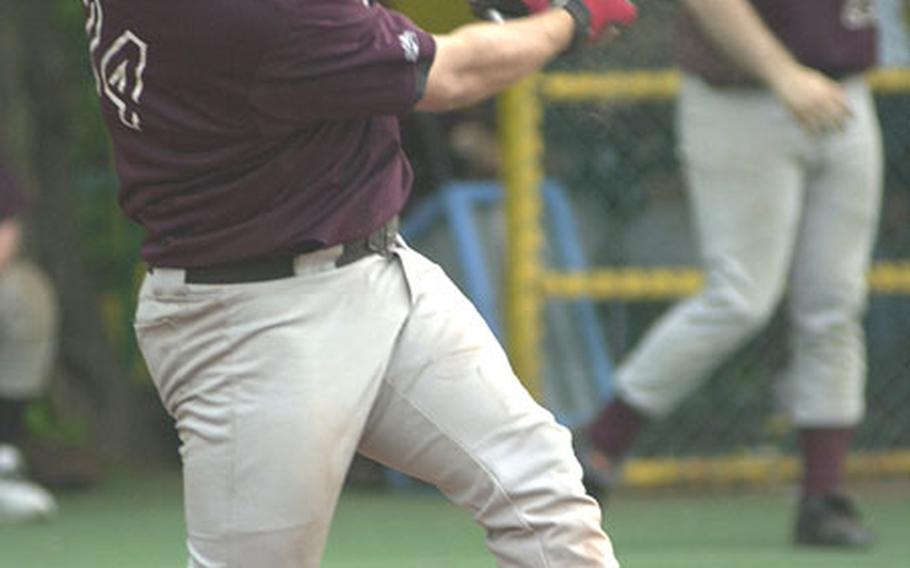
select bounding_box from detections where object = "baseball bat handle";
[486,9,505,23]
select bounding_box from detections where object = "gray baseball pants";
[135,240,616,567]
[617,74,883,427]
[0,260,57,399]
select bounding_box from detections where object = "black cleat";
[794,492,874,549]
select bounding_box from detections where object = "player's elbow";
[418,71,475,112]
[416,35,487,113]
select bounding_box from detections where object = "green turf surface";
[0,473,906,567]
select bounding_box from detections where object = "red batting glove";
[563,0,638,47]
[470,0,637,50]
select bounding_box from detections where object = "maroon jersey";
[0,152,26,223]
[81,0,436,267]
[678,0,878,86]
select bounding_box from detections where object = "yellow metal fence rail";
[543,261,910,300]
[540,67,910,103]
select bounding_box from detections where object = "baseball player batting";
[582,0,880,549]
[79,0,636,566]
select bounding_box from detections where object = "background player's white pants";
[0,260,57,399]
[136,241,616,568]
[616,74,882,427]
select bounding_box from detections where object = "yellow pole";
[499,78,545,399]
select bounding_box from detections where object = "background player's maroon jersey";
[81,0,436,267]
[678,0,878,86]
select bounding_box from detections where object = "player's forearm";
[682,0,803,91]
[417,9,574,112]
[0,219,21,271]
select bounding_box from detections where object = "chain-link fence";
[500,0,910,485]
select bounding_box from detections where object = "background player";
[80,0,636,566]
[0,148,58,523]
[581,0,881,549]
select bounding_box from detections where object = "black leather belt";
[175,217,399,285]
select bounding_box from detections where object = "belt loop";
[148,267,189,296]
[294,245,344,276]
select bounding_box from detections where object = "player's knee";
[792,288,868,340]
[700,282,777,335]
[729,297,775,332]
[499,422,586,505]
[698,257,782,334]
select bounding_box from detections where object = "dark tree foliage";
[0,0,174,464]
